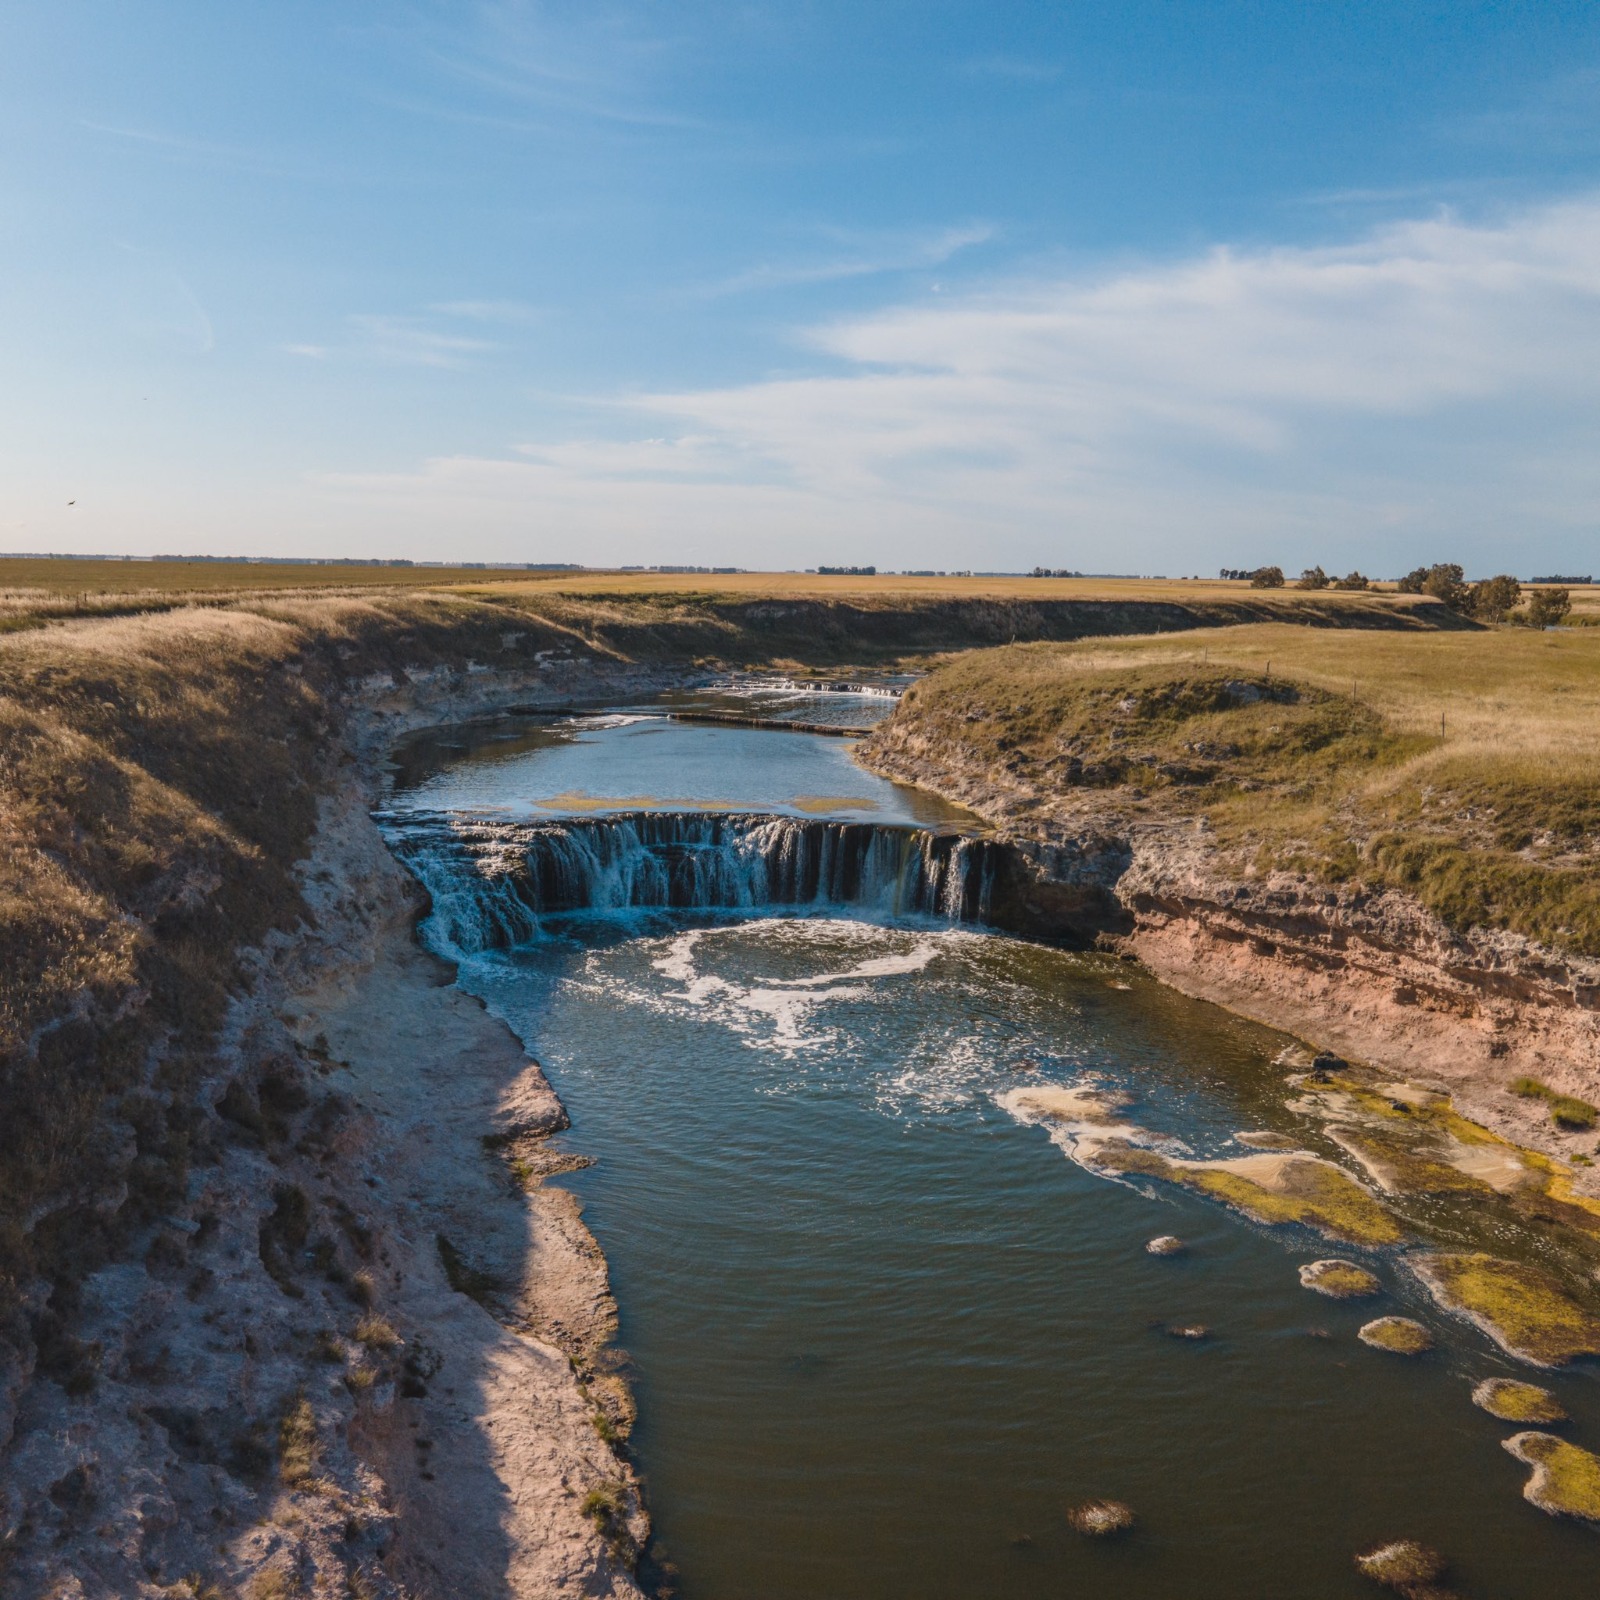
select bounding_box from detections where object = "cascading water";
[378,809,996,954]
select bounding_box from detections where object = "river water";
[383,702,1600,1599]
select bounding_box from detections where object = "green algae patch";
[1503,1432,1600,1522]
[1411,1252,1600,1368]
[1359,1317,1434,1356]
[1294,1070,1600,1245]
[1096,1142,1402,1247]
[1472,1378,1568,1424]
[1327,1123,1494,1199]
[1300,1259,1382,1299]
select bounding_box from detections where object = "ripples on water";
[384,708,1600,1600]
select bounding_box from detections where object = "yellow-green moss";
[1189,1162,1402,1247]
[1096,1143,1402,1246]
[1472,1378,1568,1424]
[1328,1124,1492,1198]
[1520,1160,1600,1241]
[1306,1075,1600,1247]
[1359,1317,1435,1355]
[1300,1259,1382,1299]
[1412,1253,1600,1367]
[1503,1432,1600,1521]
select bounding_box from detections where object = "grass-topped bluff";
[861,623,1600,957]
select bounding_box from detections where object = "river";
[380,698,1600,1599]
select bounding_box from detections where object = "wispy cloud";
[378,3,716,136]
[349,314,498,367]
[285,312,500,368]
[430,299,544,324]
[707,224,995,296]
[320,195,1600,570]
[113,240,215,354]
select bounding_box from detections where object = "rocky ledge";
[859,722,1600,1177]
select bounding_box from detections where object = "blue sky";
[3,2,1600,573]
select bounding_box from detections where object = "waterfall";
[378,810,996,954]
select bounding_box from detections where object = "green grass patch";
[1508,1078,1598,1131]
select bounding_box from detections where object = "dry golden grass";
[528,569,1415,602]
[0,557,1468,628]
[0,557,576,598]
[872,623,1600,954]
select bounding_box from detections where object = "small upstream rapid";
[381,701,1600,1600]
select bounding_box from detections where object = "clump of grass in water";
[1358,1317,1434,1356]
[1411,1253,1600,1366]
[1353,1538,1449,1593]
[1472,1378,1568,1424]
[1503,1433,1600,1522]
[1065,1498,1135,1537]
[1299,1259,1382,1299]
[1096,1141,1402,1247]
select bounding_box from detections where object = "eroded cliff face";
[860,714,1600,1175]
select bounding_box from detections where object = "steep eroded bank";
[858,634,1600,1172]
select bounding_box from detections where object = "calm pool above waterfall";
[382,705,1600,1600]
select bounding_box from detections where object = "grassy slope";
[864,623,1600,955]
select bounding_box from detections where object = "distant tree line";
[1219,562,1572,625]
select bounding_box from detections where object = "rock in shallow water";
[1065,1498,1136,1536]
[1471,1377,1567,1424]
[1145,1234,1186,1256]
[1300,1259,1382,1299]
[1358,1317,1434,1356]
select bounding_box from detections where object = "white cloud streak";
[321,196,1600,570]
[707,224,995,295]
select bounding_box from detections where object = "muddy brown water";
[386,705,1600,1599]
